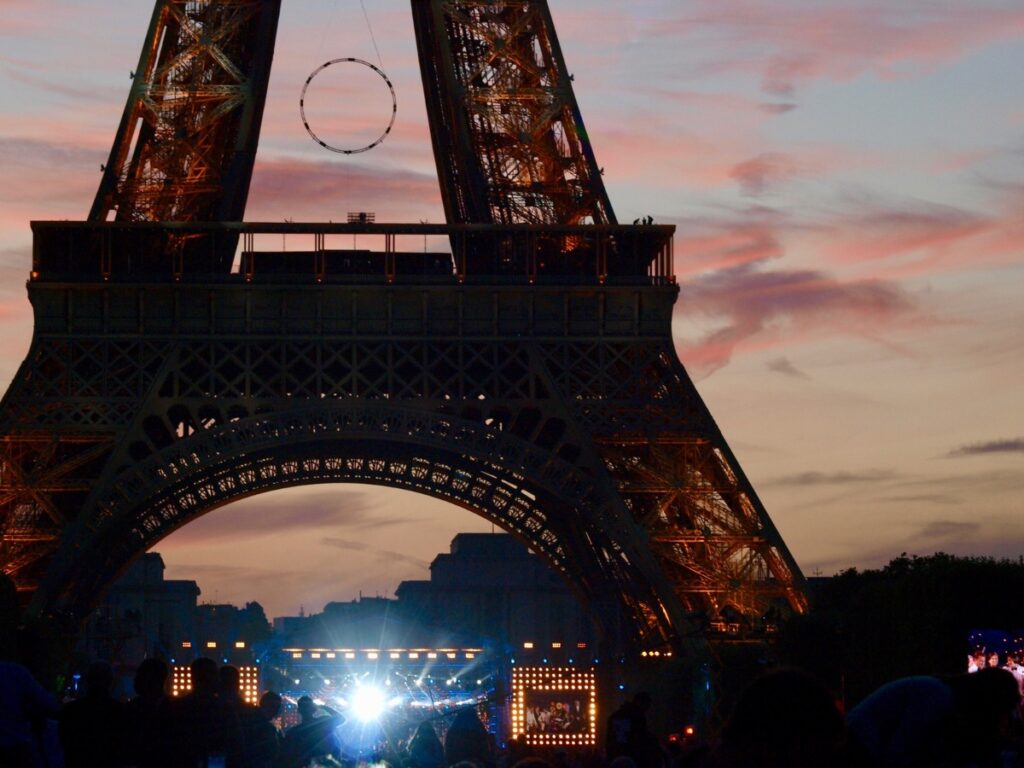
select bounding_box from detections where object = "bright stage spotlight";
[350,684,387,723]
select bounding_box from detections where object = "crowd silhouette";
[1,655,1023,768]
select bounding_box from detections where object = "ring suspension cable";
[360,0,385,69]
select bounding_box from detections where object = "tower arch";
[38,403,679,647]
[0,0,807,654]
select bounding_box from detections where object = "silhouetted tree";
[777,552,1024,706]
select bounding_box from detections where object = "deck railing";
[31,221,675,286]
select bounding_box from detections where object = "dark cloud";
[0,246,30,262]
[945,438,1024,458]
[891,468,1024,498]
[160,562,317,605]
[321,537,430,570]
[878,494,961,506]
[0,138,105,211]
[769,469,897,487]
[0,247,31,297]
[978,176,1024,197]
[918,520,982,540]
[843,198,988,243]
[759,102,798,115]
[766,356,811,380]
[761,56,812,99]
[4,66,120,103]
[730,153,801,195]
[162,490,410,545]
[0,137,101,167]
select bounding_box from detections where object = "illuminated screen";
[967,629,1024,673]
[524,691,590,734]
[511,667,596,747]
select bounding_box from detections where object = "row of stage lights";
[285,673,491,689]
[180,641,248,650]
[284,648,482,661]
[170,666,260,706]
[521,642,588,650]
[510,667,597,747]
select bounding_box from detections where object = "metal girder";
[89,1,280,246]
[412,0,615,227]
[2,276,702,650]
[595,435,808,623]
[1,261,806,650]
[0,1,808,653]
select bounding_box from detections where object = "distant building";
[270,534,608,656]
[191,602,270,664]
[396,533,605,653]
[272,615,306,637]
[80,553,199,670]
[265,533,608,722]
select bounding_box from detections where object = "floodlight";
[350,684,387,723]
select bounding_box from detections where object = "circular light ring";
[300,57,397,154]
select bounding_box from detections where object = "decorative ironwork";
[412,0,614,227]
[89,1,280,230]
[0,0,807,653]
[3,270,690,648]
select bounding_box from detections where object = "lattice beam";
[413,0,614,227]
[90,1,280,235]
[1,0,808,654]
[35,404,678,650]
[596,435,807,625]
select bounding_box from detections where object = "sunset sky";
[1,1,1022,618]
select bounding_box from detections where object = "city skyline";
[1,1,1022,617]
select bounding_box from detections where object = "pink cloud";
[0,138,101,221]
[730,152,803,195]
[811,193,1024,278]
[676,260,918,377]
[659,2,1024,96]
[825,202,989,264]
[673,222,786,277]
[596,127,750,189]
[3,65,124,104]
[247,155,443,223]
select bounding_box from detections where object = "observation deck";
[31,222,675,286]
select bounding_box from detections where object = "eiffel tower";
[0,0,806,651]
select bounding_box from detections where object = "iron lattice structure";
[412,0,614,227]
[0,0,807,651]
[90,0,280,260]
